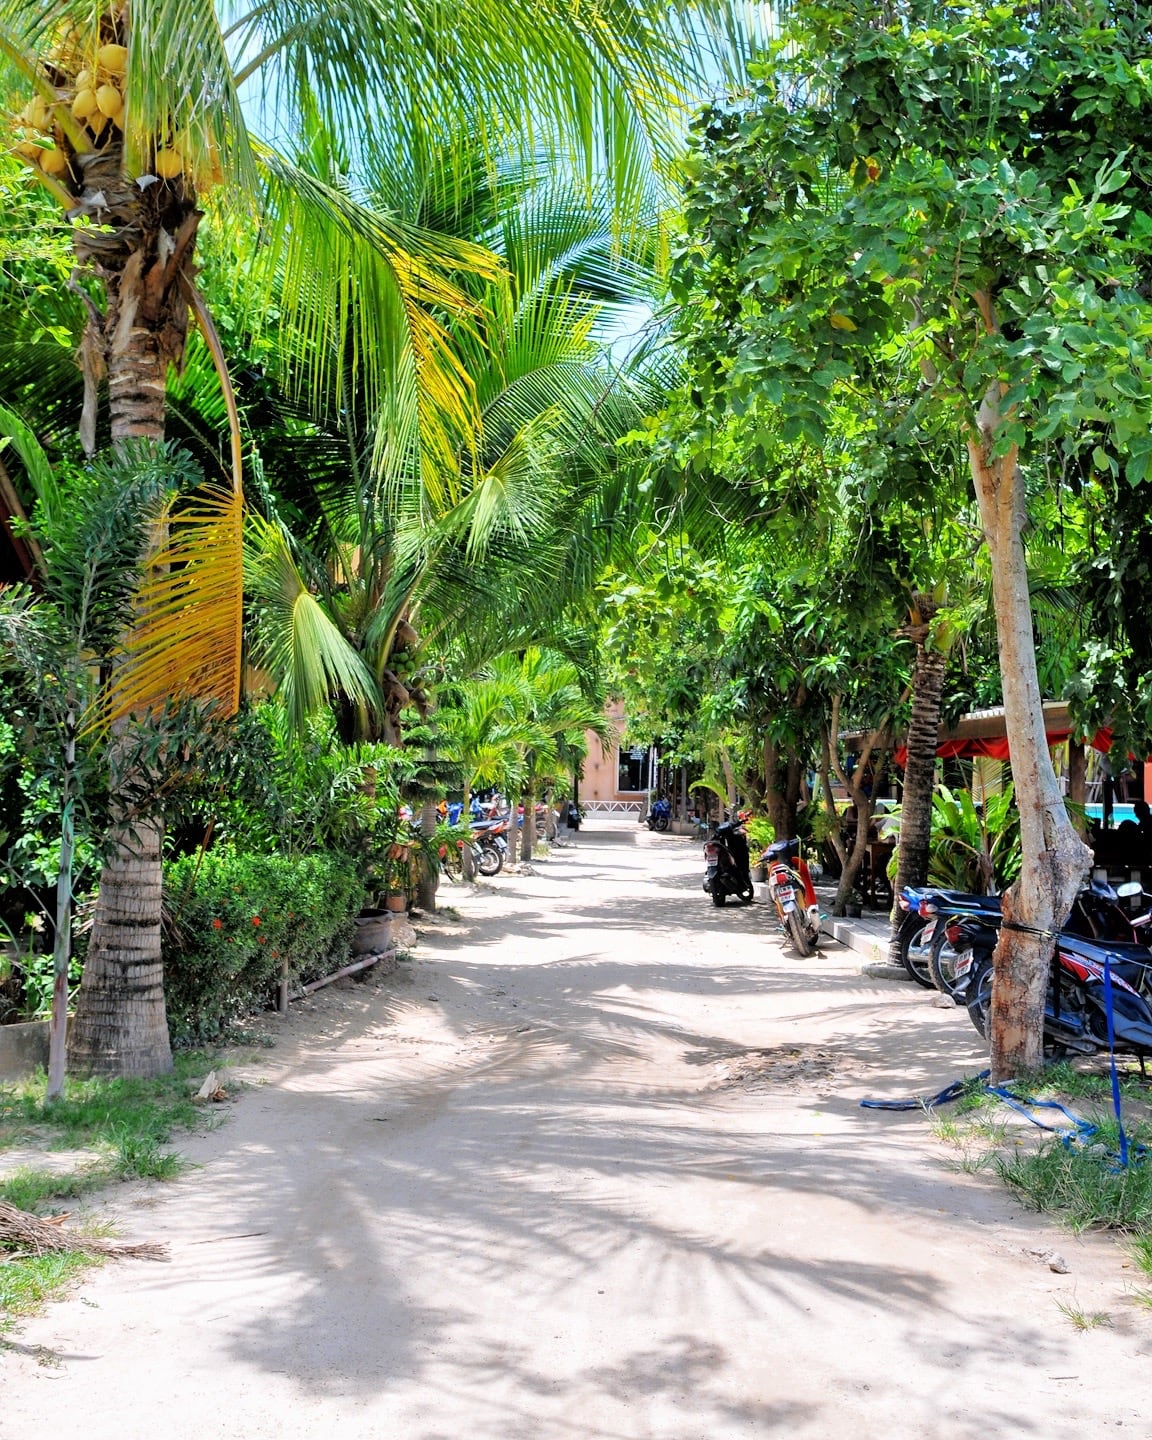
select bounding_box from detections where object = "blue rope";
[862,1049,1145,1168]
[1100,951,1144,1171]
[860,1070,989,1112]
[982,1085,1098,1146]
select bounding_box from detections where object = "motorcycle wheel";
[966,954,994,1038]
[929,929,968,1003]
[476,844,503,877]
[900,918,937,989]
[787,909,813,957]
[654,815,670,833]
[711,888,727,907]
[965,952,1068,1058]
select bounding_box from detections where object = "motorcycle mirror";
[1117,881,1143,898]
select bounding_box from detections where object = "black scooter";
[956,928,1152,1061]
[703,819,754,906]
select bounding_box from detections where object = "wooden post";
[278,954,289,1015]
[1067,739,1087,835]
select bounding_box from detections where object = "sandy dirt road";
[3,818,1151,1439]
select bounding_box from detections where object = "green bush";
[163,846,367,1044]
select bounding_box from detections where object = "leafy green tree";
[668,0,1152,1073]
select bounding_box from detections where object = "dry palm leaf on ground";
[0,1201,168,1261]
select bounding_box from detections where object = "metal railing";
[584,800,643,813]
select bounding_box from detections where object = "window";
[617,748,647,792]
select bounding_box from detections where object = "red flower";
[251,916,262,927]
[212,918,222,930]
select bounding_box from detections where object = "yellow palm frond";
[95,485,244,728]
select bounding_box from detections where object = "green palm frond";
[224,0,743,210]
[0,399,62,535]
[242,149,503,506]
[244,514,379,733]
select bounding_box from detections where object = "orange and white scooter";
[760,838,822,956]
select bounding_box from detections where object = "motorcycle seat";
[920,889,1001,911]
[765,838,799,860]
[1059,935,1152,985]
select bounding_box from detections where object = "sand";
[2,816,1150,1438]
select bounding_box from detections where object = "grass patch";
[0,1165,107,1212]
[1128,1231,1152,1276]
[942,1147,997,1175]
[994,1116,1152,1233]
[109,1133,185,1182]
[0,1053,216,1331]
[1055,1299,1112,1331]
[1025,1061,1152,1105]
[0,1251,101,1333]
[930,1063,1152,1276]
[0,1050,217,1156]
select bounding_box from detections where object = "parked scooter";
[761,838,821,956]
[642,798,671,833]
[957,930,1152,1060]
[703,818,754,906]
[893,886,996,989]
[470,816,509,876]
[913,878,1152,1001]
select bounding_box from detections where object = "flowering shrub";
[162,846,367,1044]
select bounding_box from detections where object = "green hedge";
[163,847,367,1045]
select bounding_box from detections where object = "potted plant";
[352,813,412,951]
[745,817,774,883]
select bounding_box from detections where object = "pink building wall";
[581,701,645,805]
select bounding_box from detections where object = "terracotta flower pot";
[353,910,393,955]
[384,893,408,914]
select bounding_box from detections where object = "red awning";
[893,728,1112,769]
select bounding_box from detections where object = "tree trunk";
[68,186,199,1077]
[886,607,947,964]
[461,780,476,880]
[826,697,892,916]
[719,747,737,814]
[68,812,171,1077]
[416,796,439,912]
[967,362,1091,1078]
[521,788,536,862]
[46,710,76,1102]
[817,724,848,877]
[835,802,873,914]
[1067,740,1087,836]
[763,737,803,840]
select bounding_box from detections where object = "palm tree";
[0,0,736,1076]
[492,648,614,861]
[245,160,660,737]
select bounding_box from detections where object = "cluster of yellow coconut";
[10,28,190,189]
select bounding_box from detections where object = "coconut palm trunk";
[886,598,948,965]
[520,787,536,863]
[68,185,199,1077]
[416,796,439,912]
